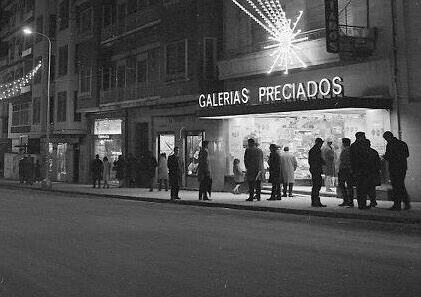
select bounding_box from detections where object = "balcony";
[100,81,162,106]
[338,25,376,59]
[101,6,161,44]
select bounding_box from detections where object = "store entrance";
[227,108,391,184]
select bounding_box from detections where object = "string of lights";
[231,0,308,74]
[0,61,42,100]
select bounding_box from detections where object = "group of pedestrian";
[309,131,410,210]
[18,156,41,185]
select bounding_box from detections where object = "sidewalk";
[0,179,420,224]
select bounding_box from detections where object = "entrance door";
[157,133,175,157]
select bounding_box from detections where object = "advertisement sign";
[94,119,122,135]
[325,0,340,53]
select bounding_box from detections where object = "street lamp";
[23,27,52,189]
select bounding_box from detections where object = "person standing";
[383,131,410,210]
[321,138,335,192]
[350,132,370,209]
[308,138,326,207]
[144,150,158,192]
[126,153,137,188]
[267,144,282,201]
[102,156,111,189]
[114,155,126,188]
[91,154,103,188]
[34,159,41,183]
[232,158,245,194]
[365,139,381,208]
[197,140,212,200]
[157,153,169,191]
[168,147,183,200]
[280,146,298,197]
[338,138,354,207]
[244,138,264,202]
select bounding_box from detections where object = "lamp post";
[23,27,52,189]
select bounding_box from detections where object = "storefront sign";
[325,0,340,53]
[94,119,122,135]
[198,76,344,108]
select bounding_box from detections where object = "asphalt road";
[0,188,420,297]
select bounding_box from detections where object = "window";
[57,92,67,122]
[49,15,57,38]
[102,67,110,90]
[118,3,126,22]
[73,91,81,122]
[58,0,69,30]
[103,4,115,28]
[32,97,40,124]
[185,131,205,177]
[35,16,43,43]
[117,65,126,88]
[203,38,216,79]
[127,0,137,14]
[12,103,31,127]
[126,56,136,85]
[158,133,175,157]
[166,39,187,80]
[24,35,33,50]
[26,0,34,12]
[79,67,92,94]
[137,57,147,83]
[58,45,68,76]
[148,48,160,81]
[79,8,92,33]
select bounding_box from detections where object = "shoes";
[276,197,282,200]
[369,202,377,208]
[338,202,347,207]
[347,204,354,208]
[267,197,277,201]
[175,197,181,200]
[388,205,401,211]
[358,205,371,210]
[203,198,211,201]
[246,198,254,202]
[281,194,287,197]
[288,194,294,197]
[311,203,326,207]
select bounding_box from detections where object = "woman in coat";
[102,156,111,188]
[280,146,298,197]
[321,139,335,192]
[267,144,282,200]
[157,153,169,191]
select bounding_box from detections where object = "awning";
[197,96,393,118]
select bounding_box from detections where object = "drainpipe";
[391,0,402,140]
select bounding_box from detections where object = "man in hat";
[244,138,264,201]
[198,140,211,200]
[383,131,410,210]
[350,132,370,209]
[308,138,326,207]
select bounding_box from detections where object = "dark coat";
[144,155,158,178]
[268,151,282,184]
[244,146,264,182]
[308,145,324,175]
[114,159,126,180]
[197,148,211,182]
[350,140,369,176]
[384,137,409,173]
[91,158,103,177]
[168,154,183,186]
[367,147,381,186]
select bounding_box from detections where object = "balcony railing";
[101,6,161,42]
[100,81,161,105]
[338,25,376,56]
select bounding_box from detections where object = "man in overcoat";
[309,138,326,207]
[168,147,184,200]
[244,138,264,201]
[280,146,298,197]
[91,154,103,188]
[383,131,410,210]
[197,140,211,200]
[267,144,282,200]
[350,132,370,209]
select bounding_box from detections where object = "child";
[232,158,245,194]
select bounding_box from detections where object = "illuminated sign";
[94,119,122,135]
[199,77,344,108]
[325,0,340,53]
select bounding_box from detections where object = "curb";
[0,183,419,225]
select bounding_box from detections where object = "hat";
[315,138,324,144]
[269,143,279,150]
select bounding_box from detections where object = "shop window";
[73,91,81,122]
[57,91,67,122]
[203,37,216,79]
[58,0,69,30]
[185,131,204,177]
[158,133,175,158]
[35,16,43,43]
[12,103,31,127]
[136,56,147,83]
[165,39,187,80]
[79,7,92,33]
[79,67,92,94]
[58,45,68,76]
[32,97,41,124]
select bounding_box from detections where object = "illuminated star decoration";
[0,61,42,99]
[231,0,308,74]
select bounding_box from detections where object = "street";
[0,188,420,297]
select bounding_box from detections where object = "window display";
[185,132,204,176]
[228,109,390,180]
